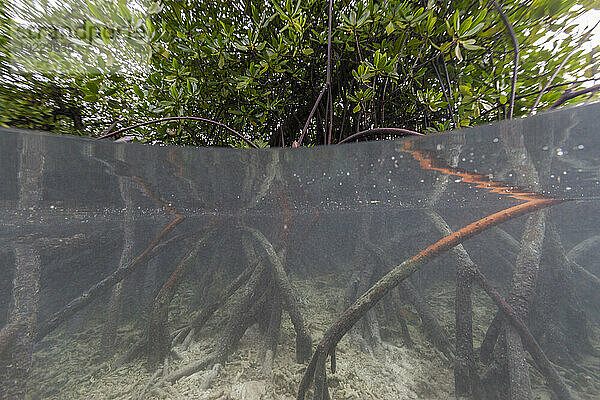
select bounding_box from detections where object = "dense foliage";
[1,0,599,146]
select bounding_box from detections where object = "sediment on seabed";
[24,274,600,400]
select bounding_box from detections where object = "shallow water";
[1,104,600,399]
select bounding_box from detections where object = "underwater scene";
[1,104,600,400]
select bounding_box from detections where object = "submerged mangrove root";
[507,210,548,400]
[146,231,213,365]
[422,211,480,395]
[139,243,266,375]
[366,241,453,359]
[261,285,282,375]
[166,183,311,361]
[243,226,313,363]
[428,208,575,400]
[342,216,384,355]
[455,260,478,398]
[160,271,269,384]
[531,222,598,364]
[297,198,564,400]
[155,225,312,385]
[36,215,185,342]
[566,234,600,265]
[477,210,548,399]
[170,260,257,345]
[481,217,598,374]
[571,262,600,290]
[427,210,574,399]
[101,159,136,355]
[37,174,187,343]
[400,278,453,358]
[389,288,414,348]
[480,314,503,365]
[472,269,575,400]
[343,261,381,355]
[102,281,124,354]
[1,245,42,400]
[0,323,26,360]
[1,137,45,399]
[137,367,163,400]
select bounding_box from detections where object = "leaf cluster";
[1,0,599,145]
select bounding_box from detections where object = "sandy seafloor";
[26,276,600,400]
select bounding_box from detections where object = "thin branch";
[432,57,457,128]
[327,87,334,145]
[100,119,126,135]
[381,31,410,124]
[478,79,599,119]
[530,21,600,114]
[326,0,332,87]
[549,83,600,109]
[295,84,328,147]
[96,116,258,149]
[296,0,334,147]
[492,0,520,119]
[440,56,454,105]
[338,127,423,144]
[325,0,334,145]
